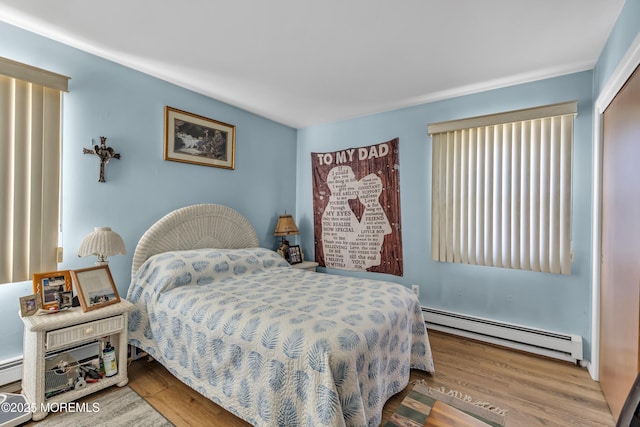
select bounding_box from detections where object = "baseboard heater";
[0,356,22,389]
[422,307,583,363]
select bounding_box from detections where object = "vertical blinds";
[428,101,576,275]
[0,57,68,284]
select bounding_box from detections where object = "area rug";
[36,386,173,427]
[384,381,507,427]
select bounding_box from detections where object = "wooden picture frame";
[19,294,42,317]
[71,265,120,312]
[164,106,236,170]
[288,245,302,264]
[32,270,72,309]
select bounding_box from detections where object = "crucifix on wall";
[83,136,121,183]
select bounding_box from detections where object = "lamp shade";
[273,214,299,237]
[78,227,126,265]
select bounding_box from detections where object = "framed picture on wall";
[164,106,236,170]
[288,245,302,264]
[32,270,72,310]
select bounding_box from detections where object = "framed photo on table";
[71,265,120,312]
[164,106,236,170]
[288,245,302,264]
[56,291,73,309]
[19,294,42,317]
[32,270,72,309]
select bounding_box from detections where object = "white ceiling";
[0,0,626,128]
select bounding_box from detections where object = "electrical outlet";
[411,284,420,298]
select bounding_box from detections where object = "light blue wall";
[0,21,297,361]
[297,72,596,358]
[594,0,640,95]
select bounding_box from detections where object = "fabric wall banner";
[311,138,403,276]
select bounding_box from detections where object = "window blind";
[428,101,576,274]
[0,57,69,284]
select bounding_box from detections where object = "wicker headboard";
[131,204,259,278]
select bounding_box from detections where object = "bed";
[126,204,434,427]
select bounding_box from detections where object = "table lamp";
[77,227,126,265]
[273,214,299,261]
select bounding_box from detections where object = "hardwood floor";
[125,331,615,427]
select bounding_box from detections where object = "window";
[0,57,69,284]
[428,101,576,274]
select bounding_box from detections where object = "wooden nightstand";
[20,300,134,421]
[290,261,319,272]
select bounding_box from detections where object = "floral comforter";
[127,247,434,426]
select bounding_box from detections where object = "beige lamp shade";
[273,214,299,237]
[274,214,299,262]
[78,227,127,265]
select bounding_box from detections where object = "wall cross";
[83,136,121,183]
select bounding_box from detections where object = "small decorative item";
[56,290,73,309]
[273,213,299,261]
[164,106,236,169]
[20,294,42,317]
[288,245,303,264]
[77,226,127,265]
[32,270,73,309]
[71,265,120,312]
[83,136,121,182]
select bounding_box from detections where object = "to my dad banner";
[311,138,403,276]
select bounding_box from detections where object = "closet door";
[600,64,640,420]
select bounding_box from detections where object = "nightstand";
[291,261,319,272]
[20,300,134,421]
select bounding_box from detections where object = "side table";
[290,261,319,272]
[20,300,134,421]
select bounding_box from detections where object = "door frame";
[590,33,640,381]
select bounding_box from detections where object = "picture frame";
[56,290,73,309]
[288,245,302,264]
[32,270,73,309]
[71,265,120,312]
[19,294,42,317]
[164,106,236,170]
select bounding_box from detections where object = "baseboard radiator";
[422,307,583,363]
[0,356,22,389]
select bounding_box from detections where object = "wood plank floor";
[124,331,615,427]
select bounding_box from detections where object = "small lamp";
[273,214,299,261]
[78,227,127,265]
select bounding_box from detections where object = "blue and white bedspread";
[127,247,434,427]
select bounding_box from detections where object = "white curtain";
[0,57,68,284]
[429,102,576,275]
